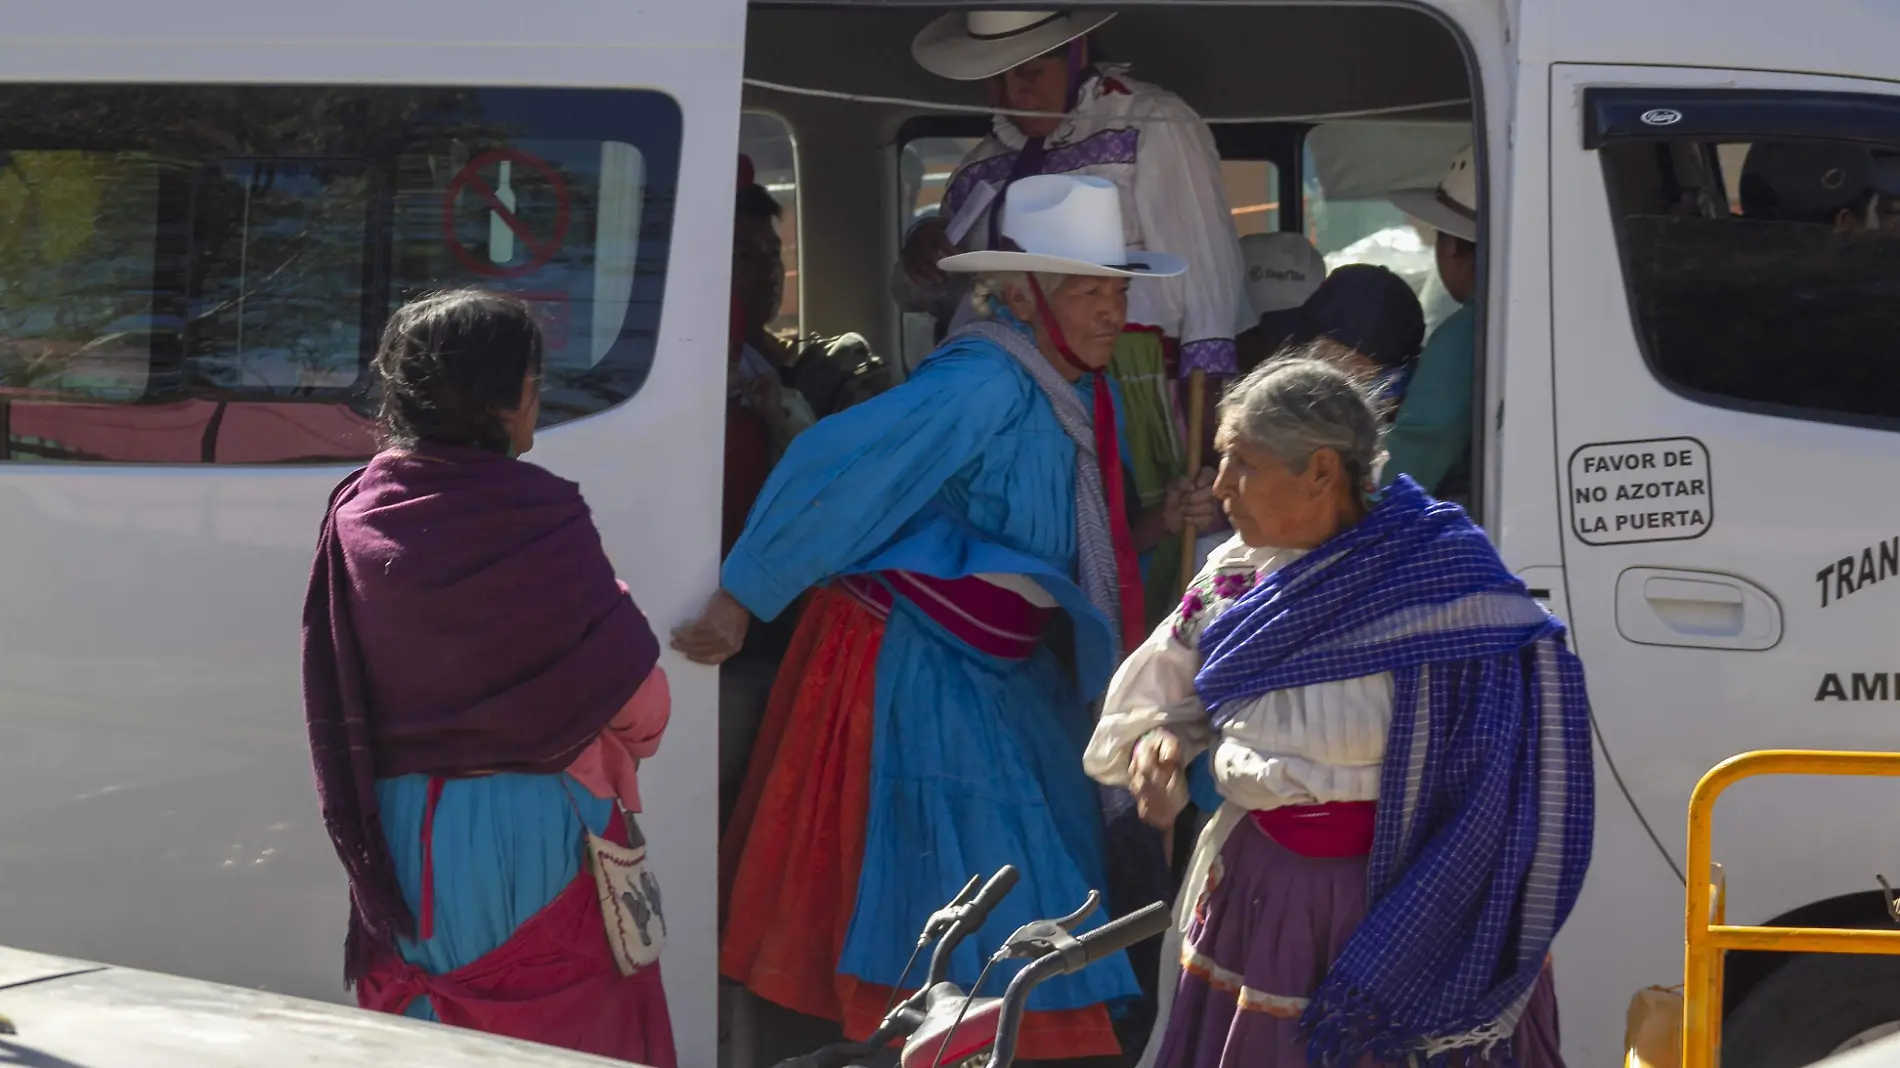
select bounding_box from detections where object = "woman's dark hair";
[372,288,544,453]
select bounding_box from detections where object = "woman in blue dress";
[675,174,1213,1062]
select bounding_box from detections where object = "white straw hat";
[912,10,1117,82]
[1388,144,1478,242]
[938,175,1186,279]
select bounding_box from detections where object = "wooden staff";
[1179,368,1207,590]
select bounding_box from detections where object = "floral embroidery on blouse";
[1170,562,1262,648]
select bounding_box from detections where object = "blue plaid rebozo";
[1194,477,1594,1066]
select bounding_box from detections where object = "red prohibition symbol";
[441,147,573,278]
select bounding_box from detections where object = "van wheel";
[1723,951,1900,1067]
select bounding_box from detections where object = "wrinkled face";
[993,53,1071,138]
[1211,430,1351,549]
[1005,275,1130,372]
[732,213,785,331]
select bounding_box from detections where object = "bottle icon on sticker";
[490,160,517,265]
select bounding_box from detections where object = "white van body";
[0,4,741,1068]
[5,0,1900,1066]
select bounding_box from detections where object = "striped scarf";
[1194,478,1594,1065]
[959,319,1126,655]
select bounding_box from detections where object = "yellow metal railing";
[1684,751,1900,1068]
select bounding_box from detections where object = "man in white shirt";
[892,10,1248,627]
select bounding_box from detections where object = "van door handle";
[1614,568,1782,651]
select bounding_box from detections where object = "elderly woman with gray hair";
[1086,358,1591,1067]
[675,174,1214,1063]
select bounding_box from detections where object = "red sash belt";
[1250,801,1377,859]
[837,572,1053,660]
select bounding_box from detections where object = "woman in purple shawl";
[302,290,676,1065]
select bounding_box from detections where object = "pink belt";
[1250,801,1377,859]
[837,572,1053,660]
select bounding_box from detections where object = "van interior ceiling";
[725,6,1475,1065]
[742,2,1474,363]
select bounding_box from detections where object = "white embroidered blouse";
[1084,534,1395,811]
[891,66,1253,376]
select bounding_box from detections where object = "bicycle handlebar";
[983,902,1172,1068]
[925,866,1019,987]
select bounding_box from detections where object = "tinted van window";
[1602,138,1900,427]
[0,85,681,463]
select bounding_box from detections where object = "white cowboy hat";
[938,174,1187,278]
[1388,144,1478,243]
[912,10,1117,82]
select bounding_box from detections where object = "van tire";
[1722,951,1900,1067]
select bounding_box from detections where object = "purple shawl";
[301,443,659,980]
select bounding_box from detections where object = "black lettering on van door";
[1817,673,1849,701]
[1853,673,1891,701]
[1816,535,1900,607]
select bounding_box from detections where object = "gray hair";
[969,271,1075,318]
[1218,354,1385,492]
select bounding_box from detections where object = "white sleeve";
[1084,616,1211,788]
[1084,535,1259,786]
[1130,94,1250,377]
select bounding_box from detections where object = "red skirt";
[720,585,1119,1061]
[358,810,677,1066]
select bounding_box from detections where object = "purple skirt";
[1152,818,1565,1068]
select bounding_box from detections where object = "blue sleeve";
[1187,750,1222,813]
[722,347,1028,621]
[1380,303,1475,493]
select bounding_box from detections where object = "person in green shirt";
[1383,146,1479,497]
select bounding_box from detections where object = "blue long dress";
[722,326,1143,1019]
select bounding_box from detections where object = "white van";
[4,2,1900,1067]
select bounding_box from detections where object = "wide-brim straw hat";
[938,174,1187,278]
[1388,144,1478,242]
[912,10,1118,82]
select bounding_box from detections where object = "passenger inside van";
[1234,231,1326,374]
[732,157,817,465]
[1382,146,1478,499]
[1738,141,1900,234]
[890,8,1246,627]
[1272,264,1426,422]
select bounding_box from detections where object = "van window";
[1601,138,1900,426]
[0,84,681,464]
[740,113,799,336]
[1301,147,1456,332]
[1223,160,1282,235]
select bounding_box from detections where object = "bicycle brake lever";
[1054,890,1100,932]
[918,874,985,946]
[996,890,1102,966]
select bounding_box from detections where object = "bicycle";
[769,864,1172,1068]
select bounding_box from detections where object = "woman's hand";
[1163,467,1219,536]
[1129,728,1189,830]
[901,218,958,288]
[670,589,751,665]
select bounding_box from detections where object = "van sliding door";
[1549,64,1900,1063]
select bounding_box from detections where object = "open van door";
[1550,65,1900,1061]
